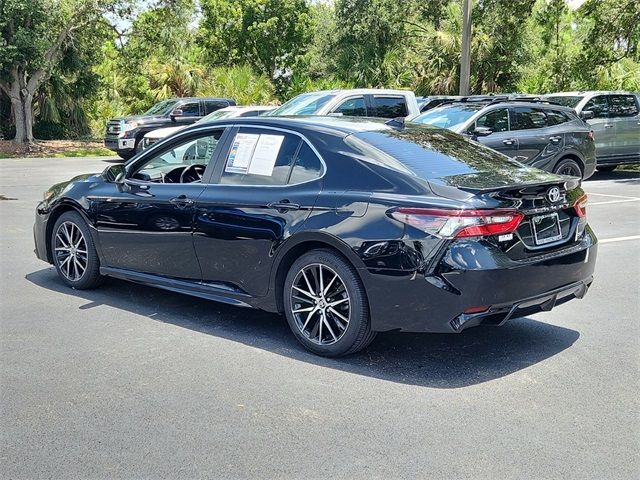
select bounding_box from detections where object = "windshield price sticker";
[225,133,284,176]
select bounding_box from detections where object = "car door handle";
[502,139,516,146]
[549,136,562,143]
[268,200,300,211]
[170,195,194,208]
[604,124,614,128]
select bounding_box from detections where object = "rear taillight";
[389,208,524,239]
[574,193,587,218]
[587,131,594,142]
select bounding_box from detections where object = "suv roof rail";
[438,95,565,108]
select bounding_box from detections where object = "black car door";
[94,127,229,279]
[509,106,562,168]
[468,107,518,157]
[193,125,324,297]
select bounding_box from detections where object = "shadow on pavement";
[585,169,639,184]
[26,268,580,389]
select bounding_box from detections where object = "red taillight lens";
[574,193,588,218]
[389,208,524,239]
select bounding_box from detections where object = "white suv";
[268,89,420,119]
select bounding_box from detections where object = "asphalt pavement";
[1,156,638,479]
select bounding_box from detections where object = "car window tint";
[512,107,547,130]
[132,130,223,181]
[220,128,301,186]
[333,97,367,116]
[609,95,639,117]
[583,96,609,118]
[289,142,323,184]
[545,109,572,126]
[180,102,201,117]
[204,100,229,115]
[372,96,408,118]
[475,108,509,132]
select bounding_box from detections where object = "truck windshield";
[411,104,483,130]
[268,92,335,116]
[544,96,582,108]
[144,100,179,116]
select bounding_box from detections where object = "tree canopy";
[1,0,639,142]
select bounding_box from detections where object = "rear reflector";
[389,208,524,239]
[463,305,490,314]
[574,193,588,218]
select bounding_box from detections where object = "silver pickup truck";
[544,91,640,172]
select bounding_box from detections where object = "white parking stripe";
[590,199,640,205]
[587,192,640,199]
[599,235,640,244]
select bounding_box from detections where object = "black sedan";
[34,116,597,356]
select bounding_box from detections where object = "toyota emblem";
[546,187,561,203]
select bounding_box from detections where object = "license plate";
[532,213,562,245]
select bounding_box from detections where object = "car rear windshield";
[269,92,336,116]
[144,99,179,116]
[546,96,582,108]
[412,104,483,129]
[347,124,528,181]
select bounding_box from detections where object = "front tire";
[283,249,376,357]
[51,211,103,289]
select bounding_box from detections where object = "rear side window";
[545,109,573,126]
[179,102,201,117]
[475,108,509,132]
[583,96,609,118]
[511,107,548,130]
[609,95,639,117]
[288,143,323,184]
[372,96,408,118]
[333,97,367,116]
[204,100,229,115]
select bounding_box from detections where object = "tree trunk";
[10,93,34,145]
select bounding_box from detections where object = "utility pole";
[459,0,472,95]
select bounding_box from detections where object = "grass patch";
[51,147,114,157]
[618,164,640,172]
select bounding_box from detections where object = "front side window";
[372,96,408,118]
[131,130,223,183]
[511,107,548,130]
[220,129,302,186]
[583,96,609,118]
[475,108,509,132]
[179,102,201,117]
[333,97,367,116]
[204,100,229,115]
[609,95,639,117]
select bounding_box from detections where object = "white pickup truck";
[268,89,421,119]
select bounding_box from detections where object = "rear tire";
[596,165,617,173]
[51,211,103,289]
[283,249,376,357]
[554,158,583,178]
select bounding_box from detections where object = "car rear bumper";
[360,228,597,333]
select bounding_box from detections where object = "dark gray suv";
[544,91,640,172]
[411,99,597,179]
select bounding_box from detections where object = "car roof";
[431,100,576,112]
[545,91,639,96]
[165,97,235,101]
[298,88,414,96]
[191,115,397,136]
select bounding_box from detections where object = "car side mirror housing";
[580,110,594,120]
[102,164,126,183]
[170,108,184,121]
[472,126,493,137]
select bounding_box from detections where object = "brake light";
[587,131,594,141]
[389,208,524,239]
[574,193,588,218]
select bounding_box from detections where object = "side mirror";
[472,126,493,137]
[170,108,184,121]
[580,110,594,120]
[102,164,126,183]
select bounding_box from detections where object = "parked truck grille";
[107,120,122,135]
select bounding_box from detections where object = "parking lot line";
[590,199,640,205]
[598,235,640,244]
[587,192,639,200]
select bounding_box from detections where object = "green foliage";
[3,0,639,141]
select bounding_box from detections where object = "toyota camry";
[34,116,597,356]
